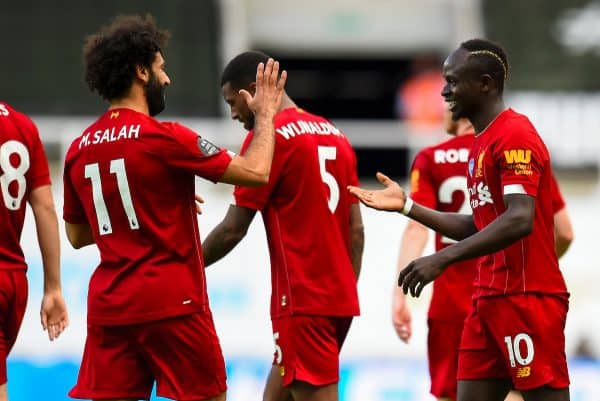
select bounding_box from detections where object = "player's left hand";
[347,172,407,212]
[195,194,205,215]
[398,254,447,297]
[40,290,69,341]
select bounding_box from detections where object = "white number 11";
[84,158,139,235]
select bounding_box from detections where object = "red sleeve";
[62,148,87,224]
[409,150,437,209]
[18,112,51,190]
[147,122,232,183]
[234,132,284,211]
[492,122,548,197]
[550,173,566,212]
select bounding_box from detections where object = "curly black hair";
[460,39,509,93]
[83,14,170,101]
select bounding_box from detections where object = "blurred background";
[2,0,600,400]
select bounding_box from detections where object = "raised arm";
[399,193,535,297]
[219,59,287,186]
[202,205,257,267]
[29,185,69,340]
[348,172,477,240]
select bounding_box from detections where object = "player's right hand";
[240,58,287,119]
[40,290,69,341]
[392,288,412,343]
[347,172,408,212]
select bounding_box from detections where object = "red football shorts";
[271,315,353,387]
[0,270,27,385]
[69,311,227,400]
[427,318,465,400]
[458,294,570,390]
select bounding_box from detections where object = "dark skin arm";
[349,203,364,280]
[348,172,478,240]
[398,193,535,297]
[202,205,257,267]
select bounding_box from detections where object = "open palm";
[347,172,407,212]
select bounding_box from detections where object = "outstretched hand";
[398,254,448,297]
[41,290,69,341]
[240,58,287,118]
[347,172,407,212]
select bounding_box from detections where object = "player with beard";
[202,51,363,401]
[63,15,286,401]
[349,39,570,401]
[0,101,69,401]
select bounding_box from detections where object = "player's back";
[63,108,230,325]
[410,134,477,320]
[234,108,360,318]
[0,102,51,270]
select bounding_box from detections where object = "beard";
[144,73,166,116]
[243,114,255,131]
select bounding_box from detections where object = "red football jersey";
[550,172,566,212]
[234,107,360,318]
[63,108,232,325]
[409,133,477,321]
[466,109,568,298]
[0,102,51,271]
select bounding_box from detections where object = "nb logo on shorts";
[516,366,531,378]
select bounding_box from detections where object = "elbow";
[513,216,534,238]
[67,235,86,249]
[244,168,270,187]
[223,223,249,245]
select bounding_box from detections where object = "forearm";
[553,208,573,259]
[30,188,61,292]
[437,206,532,266]
[202,205,254,267]
[202,223,246,267]
[397,222,429,275]
[407,203,477,241]
[349,204,364,280]
[350,227,364,281]
[395,222,428,298]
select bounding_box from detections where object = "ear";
[249,82,257,96]
[480,74,494,93]
[135,65,150,84]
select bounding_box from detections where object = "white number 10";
[84,158,139,235]
[318,146,339,212]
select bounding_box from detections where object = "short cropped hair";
[83,14,170,101]
[220,51,271,89]
[460,39,509,93]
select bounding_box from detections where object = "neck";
[471,99,506,134]
[109,85,149,115]
[278,93,297,112]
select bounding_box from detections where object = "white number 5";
[318,146,339,212]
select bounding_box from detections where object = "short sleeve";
[146,122,232,183]
[409,150,437,209]
[492,122,548,197]
[20,114,51,190]
[234,132,283,211]
[550,173,566,213]
[62,158,87,224]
